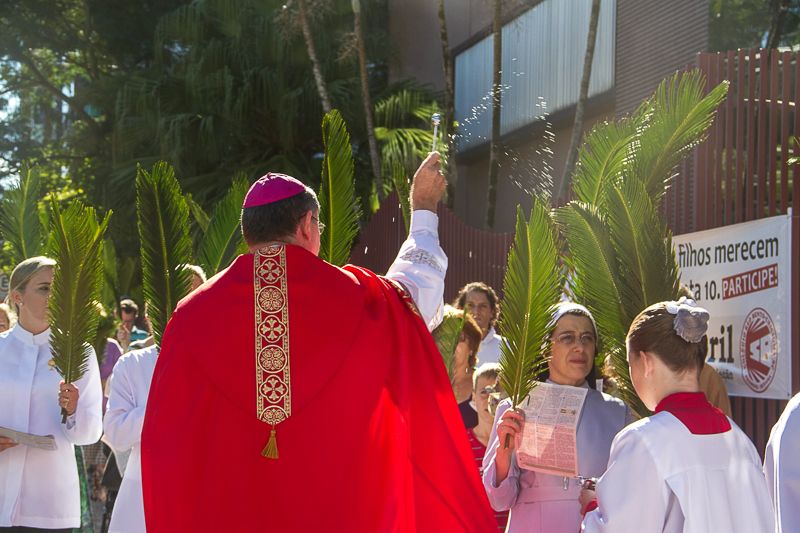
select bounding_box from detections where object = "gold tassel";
[261,428,279,459]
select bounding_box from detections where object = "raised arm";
[386,153,448,331]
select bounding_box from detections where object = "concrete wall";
[615,0,709,116]
[388,0,492,88]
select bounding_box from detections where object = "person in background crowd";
[0,256,103,531]
[467,363,509,532]
[699,360,732,416]
[580,298,774,532]
[116,299,148,352]
[764,391,800,532]
[0,302,15,333]
[454,282,504,365]
[483,302,630,533]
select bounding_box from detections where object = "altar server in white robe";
[482,302,631,533]
[764,392,800,533]
[0,257,103,531]
[104,345,158,533]
[580,298,774,533]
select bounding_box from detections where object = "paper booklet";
[0,426,58,451]
[515,382,588,477]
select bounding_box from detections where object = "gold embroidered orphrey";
[255,245,291,459]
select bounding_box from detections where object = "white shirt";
[0,325,103,528]
[582,412,774,533]
[104,345,159,533]
[764,392,800,533]
[477,327,504,364]
[385,209,447,331]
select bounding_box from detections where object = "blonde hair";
[0,302,15,329]
[7,256,57,314]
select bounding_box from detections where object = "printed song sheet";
[515,383,588,477]
[0,426,57,450]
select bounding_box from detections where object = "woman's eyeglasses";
[552,332,596,347]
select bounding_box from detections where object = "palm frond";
[605,179,680,323]
[186,193,211,233]
[556,202,627,346]
[633,70,729,204]
[391,162,411,233]
[136,162,193,345]
[571,118,636,206]
[498,199,563,408]
[47,197,111,384]
[197,176,249,275]
[432,305,469,383]
[0,164,43,264]
[319,109,361,266]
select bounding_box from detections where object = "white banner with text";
[673,214,793,399]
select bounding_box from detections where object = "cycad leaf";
[186,194,211,233]
[0,164,43,264]
[556,202,626,346]
[606,179,680,324]
[391,162,411,233]
[633,70,729,203]
[47,197,111,384]
[571,118,636,206]
[198,176,249,275]
[319,109,361,266]
[432,305,469,382]
[498,199,563,407]
[136,162,193,345]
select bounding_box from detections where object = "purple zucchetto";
[242,173,306,208]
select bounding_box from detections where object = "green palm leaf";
[319,109,361,266]
[197,175,249,275]
[47,197,111,385]
[391,162,411,233]
[498,199,563,408]
[605,179,680,323]
[633,71,729,204]
[0,164,43,264]
[186,194,211,233]
[136,162,193,345]
[432,305,469,383]
[571,118,637,207]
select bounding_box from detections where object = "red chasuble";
[141,244,496,532]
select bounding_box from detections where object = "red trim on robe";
[654,392,731,435]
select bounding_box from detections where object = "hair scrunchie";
[665,297,710,343]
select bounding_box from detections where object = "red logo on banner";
[740,308,778,393]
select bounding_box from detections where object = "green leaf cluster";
[432,305,469,382]
[0,165,44,265]
[319,110,361,266]
[136,162,193,346]
[498,199,564,408]
[558,70,728,416]
[47,197,111,383]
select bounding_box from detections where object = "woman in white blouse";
[0,256,103,532]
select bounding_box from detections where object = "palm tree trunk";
[556,0,601,202]
[352,0,383,195]
[438,0,458,208]
[298,0,332,114]
[485,0,502,229]
[766,0,789,50]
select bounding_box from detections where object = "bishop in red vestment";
[140,153,497,532]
